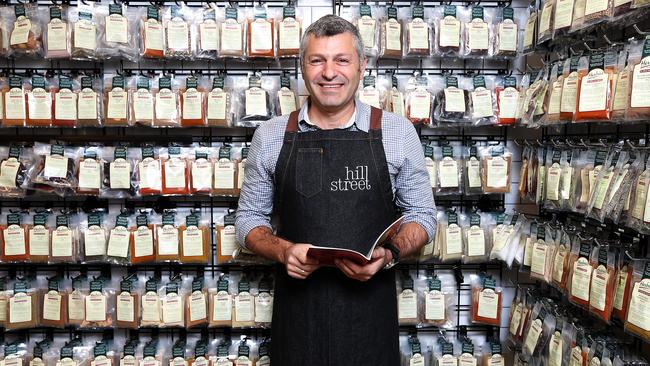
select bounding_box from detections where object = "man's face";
[302,32,366,111]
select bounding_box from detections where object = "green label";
[50,6,62,20]
[60,345,73,360]
[192,277,204,292]
[254,6,267,19]
[143,341,157,358]
[136,214,148,228]
[579,243,592,257]
[34,213,47,226]
[58,75,72,90]
[7,213,21,226]
[120,277,133,293]
[503,7,514,20]
[56,214,69,228]
[392,75,399,88]
[442,146,454,158]
[238,344,250,358]
[552,150,561,164]
[145,278,158,292]
[116,214,129,228]
[32,75,45,89]
[283,6,295,19]
[219,146,232,160]
[589,53,605,70]
[137,77,150,90]
[360,4,372,17]
[217,278,229,292]
[643,36,650,58]
[94,343,107,358]
[14,4,25,18]
[387,6,398,20]
[423,145,434,158]
[168,146,181,156]
[212,77,225,90]
[412,5,424,19]
[249,75,262,88]
[446,76,458,88]
[259,278,272,293]
[570,57,580,72]
[474,76,486,89]
[280,76,291,89]
[470,213,481,226]
[642,262,650,279]
[238,280,250,293]
[84,148,97,160]
[224,213,236,226]
[194,342,207,357]
[448,211,458,225]
[146,6,159,21]
[109,4,122,15]
[114,146,127,160]
[203,8,216,21]
[89,279,103,292]
[495,213,505,225]
[4,344,17,357]
[142,147,155,159]
[123,343,136,357]
[462,341,474,355]
[87,213,102,227]
[510,214,519,225]
[166,281,178,294]
[81,76,93,89]
[8,76,22,88]
[442,342,454,355]
[8,146,21,159]
[604,51,617,67]
[402,276,414,291]
[537,225,546,241]
[216,344,229,357]
[172,342,185,358]
[112,76,125,89]
[48,277,59,291]
[186,77,198,90]
[469,146,478,158]
[492,145,504,157]
[416,76,428,87]
[363,75,375,88]
[186,213,199,227]
[170,5,182,19]
[162,212,175,226]
[159,77,171,90]
[242,147,249,159]
[483,277,496,290]
[14,281,27,293]
[597,246,608,265]
[538,307,547,320]
[225,7,237,20]
[594,150,608,166]
[472,7,484,20]
[428,276,442,291]
[195,148,208,160]
[259,341,270,358]
[411,338,422,355]
[79,11,92,21]
[444,5,457,17]
[491,343,502,355]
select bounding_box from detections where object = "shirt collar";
[298,98,371,132]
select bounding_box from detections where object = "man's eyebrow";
[306,53,354,59]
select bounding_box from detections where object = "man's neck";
[307,99,356,130]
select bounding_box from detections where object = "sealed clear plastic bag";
[8,3,44,58]
[626,154,650,232]
[136,146,162,196]
[277,4,302,58]
[247,4,275,58]
[521,301,555,361]
[623,257,650,341]
[49,211,80,264]
[104,73,130,126]
[587,148,626,221]
[404,73,433,125]
[464,146,483,195]
[567,236,593,308]
[76,74,102,127]
[103,145,136,198]
[194,4,219,60]
[209,274,233,327]
[543,61,564,124]
[496,76,519,125]
[97,3,138,62]
[164,4,194,60]
[588,242,616,322]
[70,2,98,60]
[140,5,164,59]
[26,74,53,127]
[1,210,30,263]
[186,276,208,328]
[80,209,107,263]
[106,211,133,265]
[5,278,40,330]
[156,210,180,262]
[81,277,115,329]
[494,7,518,58]
[77,145,104,196]
[522,3,537,55]
[559,56,583,121]
[423,144,437,191]
[130,209,157,264]
[608,151,644,223]
[437,144,463,195]
[420,274,455,328]
[435,5,466,57]
[115,274,139,329]
[44,5,71,59]
[189,144,214,195]
[153,74,181,127]
[529,224,555,283]
[397,272,419,326]
[537,0,554,44]
[276,74,298,116]
[464,6,493,58]
[404,4,432,57]
[380,5,402,59]
[481,145,512,194]
[52,74,78,127]
[220,5,245,59]
[471,273,502,326]
[470,75,496,125]
[238,73,275,126]
[463,211,492,263]
[435,75,471,124]
[140,277,162,327]
[0,145,32,197]
[161,145,189,196]
[160,275,185,328]
[489,212,524,266]
[32,142,81,190]
[2,75,27,127]
[625,37,650,121]
[207,75,234,127]
[439,210,465,262]
[131,73,155,127]
[574,51,616,122]
[179,208,210,264]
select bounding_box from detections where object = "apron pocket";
[296,147,323,198]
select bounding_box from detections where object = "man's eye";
[310,59,324,65]
[337,58,350,64]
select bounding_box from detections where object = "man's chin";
[312,95,353,110]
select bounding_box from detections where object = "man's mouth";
[318,83,344,89]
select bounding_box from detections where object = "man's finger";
[340,259,365,274]
[334,259,356,278]
[287,269,307,279]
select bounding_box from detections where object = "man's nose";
[321,60,337,80]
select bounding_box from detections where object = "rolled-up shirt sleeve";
[235,126,275,247]
[394,123,437,241]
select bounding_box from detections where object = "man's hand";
[282,244,321,280]
[334,247,392,282]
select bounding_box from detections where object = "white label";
[445,87,466,112]
[385,19,401,51]
[250,19,272,52]
[47,20,68,51]
[245,87,267,117]
[572,257,592,301]
[139,158,162,191]
[410,354,425,366]
[561,73,579,113]
[43,291,61,320]
[254,292,273,323]
[439,17,461,48]
[555,0,575,29]
[192,158,212,190]
[107,226,130,258]
[105,14,128,43]
[467,226,486,256]
[134,226,154,258]
[523,15,536,49]
[524,319,543,355]
[445,224,462,254]
[3,224,25,255]
[107,89,127,119]
[5,88,25,120]
[589,265,609,311]
[398,289,418,319]
[84,225,106,256]
[531,241,548,276]
[212,292,232,321]
[11,18,31,45]
[68,291,85,320]
[578,70,608,112]
[487,157,508,188]
[85,291,107,321]
[613,269,629,310]
[548,80,563,115]
[409,89,431,118]
[199,21,219,51]
[157,225,179,255]
[79,158,101,189]
[44,154,68,179]
[182,89,202,120]
[52,226,73,257]
[164,158,186,189]
[509,303,523,335]
[162,293,183,324]
[278,88,297,115]
[627,279,650,331]
[221,21,242,52]
[631,58,650,108]
[29,89,52,120]
[547,163,562,200]
[78,90,98,120]
[134,89,154,121]
[110,159,131,189]
[279,18,300,50]
[498,21,517,52]
[477,289,499,319]
[155,89,178,121]
[214,159,235,189]
[357,17,376,49]
[166,20,189,51]
[189,291,207,322]
[74,20,97,51]
[55,90,77,120]
[472,88,494,118]
[425,290,445,320]
[439,158,459,188]
[539,2,553,35]
[613,69,630,111]
[408,19,429,49]
[549,332,563,366]
[468,20,489,50]
[219,225,237,257]
[29,226,49,256]
[9,292,32,323]
[182,226,204,256]
[142,293,160,322]
[468,158,481,187]
[117,293,134,322]
[585,0,609,16]
[552,248,567,282]
[426,157,437,188]
[390,89,405,116]
[207,89,227,120]
[235,293,254,322]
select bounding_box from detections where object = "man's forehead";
[303,33,357,57]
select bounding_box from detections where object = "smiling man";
[236,14,436,365]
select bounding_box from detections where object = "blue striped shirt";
[235,99,437,247]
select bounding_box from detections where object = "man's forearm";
[392,222,429,259]
[245,226,293,264]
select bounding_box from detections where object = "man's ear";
[359,56,367,79]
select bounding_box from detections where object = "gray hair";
[299,14,366,67]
